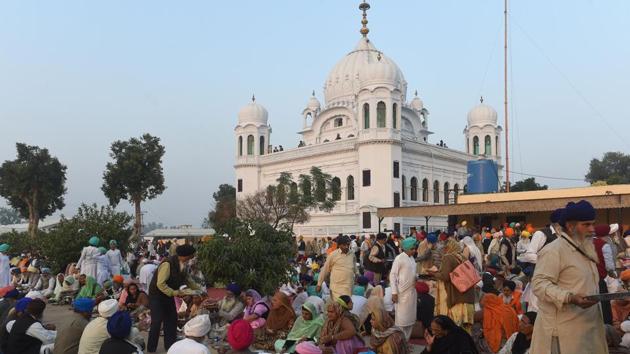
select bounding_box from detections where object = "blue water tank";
[467,159,499,194]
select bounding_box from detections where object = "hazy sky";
[1,1,629,226]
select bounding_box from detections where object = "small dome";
[410,91,423,111]
[324,37,406,104]
[238,97,268,125]
[307,92,321,111]
[467,99,497,126]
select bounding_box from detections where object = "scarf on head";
[265,291,296,331]
[369,307,408,354]
[443,239,461,255]
[245,289,264,316]
[286,302,324,341]
[480,293,519,352]
[77,276,102,299]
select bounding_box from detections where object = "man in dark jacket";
[147,244,199,352]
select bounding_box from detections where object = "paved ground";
[43,303,425,353]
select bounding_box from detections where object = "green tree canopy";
[202,184,236,233]
[507,177,549,192]
[197,219,294,296]
[0,143,67,237]
[102,134,166,240]
[38,203,133,273]
[237,167,336,230]
[585,152,630,185]
[0,207,23,225]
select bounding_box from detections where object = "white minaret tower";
[234,95,270,199]
[463,96,502,162]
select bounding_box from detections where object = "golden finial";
[480,96,484,104]
[252,94,256,102]
[377,52,382,61]
[414,90,418,97]
[312,90,315,97]
[359,2,370,37]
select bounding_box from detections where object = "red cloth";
[415,281,429,294]
[228,319,254,350]
[595,225,611,237]
[593,237,608,280]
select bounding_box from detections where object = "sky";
[1,1,629,227]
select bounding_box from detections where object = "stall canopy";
[143,227,216,238]
[378,185,630,218]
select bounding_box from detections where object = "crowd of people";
[0,198,626,353]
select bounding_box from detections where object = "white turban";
[610,223,620,235]
[25,291,45,301]
[98,299,119,318]
[183,314,211,337]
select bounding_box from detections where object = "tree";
[37,203,133,273]
[197,219,294,295]
[506,177,549,192]
[0,207,23,225]
[102,134,166,240]
[237,167,336,230]
[585,152,630,185]
[202,184,236,233]
[0,143,67,237]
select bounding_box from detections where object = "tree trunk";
[28,203,39,238]
[134,200,142,242]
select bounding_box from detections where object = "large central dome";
[324,37,406,104]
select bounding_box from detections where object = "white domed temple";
[234,2,502,236]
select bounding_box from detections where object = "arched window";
[259,136,265,155]
[377,101,386,128]
[454,184,460,203]
[347,175,355,200]
[443,182,450,205]
[401,175,406,200]
[422,179,429,202]
[466,138,469,153]
[331,177,341,201]
[433,180,440,203]
[484,135,491,155]
[334,117,343,127]
[238,136,243,156]
[392,103,398,129]
[363,103,370,129]
[410,177,418,201]
[496,136,499,155]
[301,179,312,198]
[306,113,312,125]
[473,136,479,155]
[247,135,254,155]
[464,184,468,193]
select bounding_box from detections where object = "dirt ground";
[43,303,426,353]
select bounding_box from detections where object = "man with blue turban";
[531,200,606,354]
[77,235,100,279]
[0,244,10,288]
[389,236,418,340]
[53,297,95,353]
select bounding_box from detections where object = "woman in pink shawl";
[243,289,269,329]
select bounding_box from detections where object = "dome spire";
[359,2,370,37]
[252,94,256,102]
[480,96,484,103]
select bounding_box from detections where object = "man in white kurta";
[77,236,101,279]
[317,236,357,300]
[0,244,11,288]
[390,237,418,340]
[106,240,124,275]
[96,248,112,286]
[530,201,607,354]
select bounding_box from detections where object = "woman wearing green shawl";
[274,302,324,353]
[76,275,103,299]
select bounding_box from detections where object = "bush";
[0,230,36,255]
[197,219,294,296]
[37,203,133,273]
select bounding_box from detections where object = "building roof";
[143,227,216,238]
[0,219,60,235]
[378,184,630,218]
